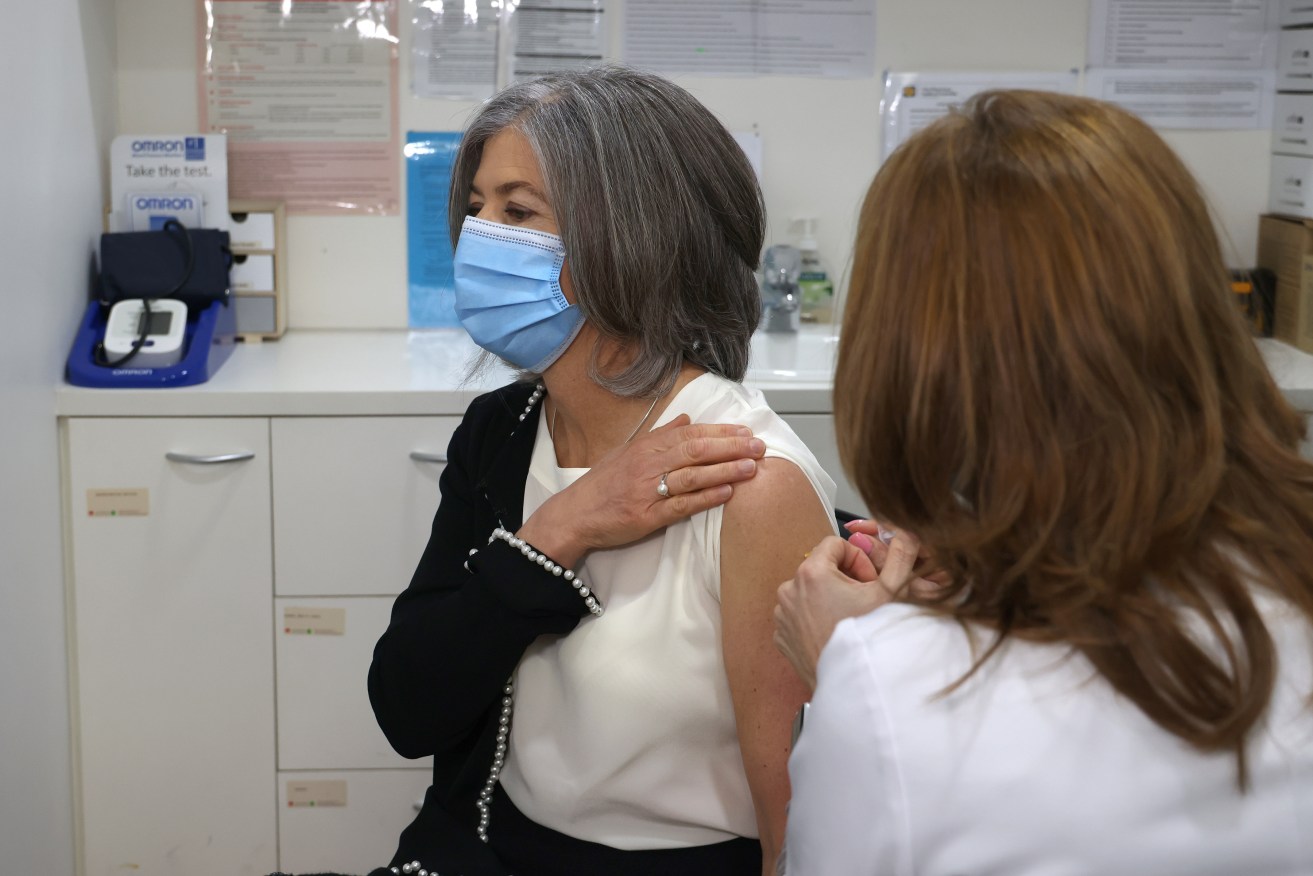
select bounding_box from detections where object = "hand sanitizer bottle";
[796,217,834,323]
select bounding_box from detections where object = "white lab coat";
[786,598,1313,875]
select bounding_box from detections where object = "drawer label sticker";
[283,606,346,636]
[286,779,347,808]
[86,488,149,517]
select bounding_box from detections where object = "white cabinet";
[268,419,447,870]
[64,415,450,876]
[278,769,433,875]
[66,418,278,876]
[62,405,857,875]
[275,596,430,770]
[271,417,456,596]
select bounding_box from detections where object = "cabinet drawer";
[275,596,430,770]
[278,769,431,875]
[229,209,278,250]
[272,417,458,596]
[67,417,277,875]
[231,252,275,292]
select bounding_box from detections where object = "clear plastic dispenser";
[796,217,834,324]
[761,244,802,333]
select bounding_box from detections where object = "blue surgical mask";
[453,216,584,373]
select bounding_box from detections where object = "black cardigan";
[368,381,591,872]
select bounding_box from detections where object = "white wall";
[0,0,116,871]
[115,0,1272,330]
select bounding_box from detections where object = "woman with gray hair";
[366,66,837,876]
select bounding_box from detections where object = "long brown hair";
[837,90,1313,784]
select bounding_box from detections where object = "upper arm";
[720,457,836,860]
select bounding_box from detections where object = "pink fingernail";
[843,519,868,532]
[850,532,875,553]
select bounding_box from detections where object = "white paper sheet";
[200,0,401,214]
[623,0,876,78]
[732,131,763,182]
[410,0,500,101]
[880,71,1080,160]
[507,0,609,84]
[1280,0,1313,28]
[1088,0,1278,69]
[109,134,230,233]
[1085,68,1274,129]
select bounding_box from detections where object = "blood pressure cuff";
[98,223,232,309]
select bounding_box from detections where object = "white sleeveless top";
[498,373,837,849]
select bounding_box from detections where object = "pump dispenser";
[795,217,834,323]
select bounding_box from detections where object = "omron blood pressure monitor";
[104,299,188,367]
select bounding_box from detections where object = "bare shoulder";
[721,457,834,590]
[724,456,831,531]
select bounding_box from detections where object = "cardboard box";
[1257,214,1313,354]
[1281,1,1313,28]
[1270,154,1313,217]
[1275,94,1313,158]
[1278,28,1313,92]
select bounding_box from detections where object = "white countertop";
[54,327,1313,418]
[1255,337,1313,412]
[54,325,840,417]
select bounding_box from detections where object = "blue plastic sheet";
[406,131,463,327]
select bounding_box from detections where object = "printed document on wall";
[411,0,499,100]
[881,72,1079,160]
[624,0,876,78]
[200,0,401,214]
[507,0,609,84]
[732,131,763,183]
[1085,68,1274,129]
[1086,0,1278,129]
[1088,0,1277,69]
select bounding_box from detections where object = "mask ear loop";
[528,248,580,373]
[547,248,569,309]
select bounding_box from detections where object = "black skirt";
[276,784,763,876]
[485,783,763,876]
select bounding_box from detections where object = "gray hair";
[448,65,764,397]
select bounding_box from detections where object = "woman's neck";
[544,361,705,468]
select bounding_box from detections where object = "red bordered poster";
[199,0,400,214]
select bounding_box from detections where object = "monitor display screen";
[137,310,174,336]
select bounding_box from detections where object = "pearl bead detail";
[476,680,515,843]
[488,527,603,616]
[465,385,587,851]
[517,383,545,422]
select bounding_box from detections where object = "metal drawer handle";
[409,451,448,464]
[165,451,256,465]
